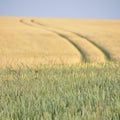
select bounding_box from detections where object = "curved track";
[32,20,111,61]
[20,19,111,62]
[20,19,34,27]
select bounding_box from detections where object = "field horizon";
[0,16,120,67]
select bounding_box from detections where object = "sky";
[0,0,120,19]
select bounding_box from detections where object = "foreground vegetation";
[0,62,120,120]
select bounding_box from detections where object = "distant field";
[0,17,120,67]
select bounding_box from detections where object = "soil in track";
[32,20,109,62]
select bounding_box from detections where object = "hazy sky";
[0,0,120,19]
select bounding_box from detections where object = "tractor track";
[32,20,111,61]
[20,19,34,27]
[53,32,87,62]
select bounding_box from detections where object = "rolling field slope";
[0,17,120,66]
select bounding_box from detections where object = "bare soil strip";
[32,20,107,62]
[51,31,87,62]
[20,19,34,27]
[32,21,111,61]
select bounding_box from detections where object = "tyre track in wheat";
[20,19,34,27]
[20,19,87,62]
[33,21,111,61]
[31,20,111,62]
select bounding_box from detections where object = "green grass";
[0,62,120,120]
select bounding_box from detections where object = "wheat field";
[0,17,120,67]
[0,17,120,119]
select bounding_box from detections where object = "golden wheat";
[0,17,120,67]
